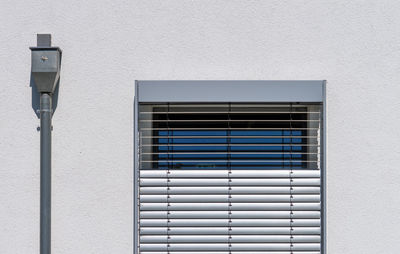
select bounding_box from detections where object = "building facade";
[1,1,400,253]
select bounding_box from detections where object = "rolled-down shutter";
[136,102,323,254]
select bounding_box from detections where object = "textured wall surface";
[1,1,400,253]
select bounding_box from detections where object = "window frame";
[134,80,326,254]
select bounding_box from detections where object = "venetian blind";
[137,103,322,253]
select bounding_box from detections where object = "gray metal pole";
[31,34,61,254]
[40,93,52,254]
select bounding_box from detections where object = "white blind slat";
[140,219,320,227]
[140,211,320,219]
[140,252,321,254]
[140,243,320,251]
[140,169,320,178]
[140,178,320,186]
[140,186,320,194]
[140,202,320,211]
[140,235,321,243]
[140,194,320,203]
[140,227,320,235]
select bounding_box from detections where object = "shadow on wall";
[30,74,59,118]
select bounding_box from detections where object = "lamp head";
[30,34,62,93]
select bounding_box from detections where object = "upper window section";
[139,103,321,170]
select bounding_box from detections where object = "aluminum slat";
[140,202,321,211]
[139,186,320,194]
[140,170,320,178]
[140,211,320,219]
[139,219,320,227]
[140,227,320,235]
[139,194,321,203]
[140,235,320,243]
[140,178,320,187]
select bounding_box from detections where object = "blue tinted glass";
[154,129,308,169]
[139,104,320,170]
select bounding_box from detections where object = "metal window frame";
[134,80,326,254]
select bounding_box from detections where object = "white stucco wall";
[1,1,400,253]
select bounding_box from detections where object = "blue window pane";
[140,103,319,170]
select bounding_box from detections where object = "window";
[139,103,320,170]
[135,81,326,253]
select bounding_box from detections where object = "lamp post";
[30,34,62,254]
